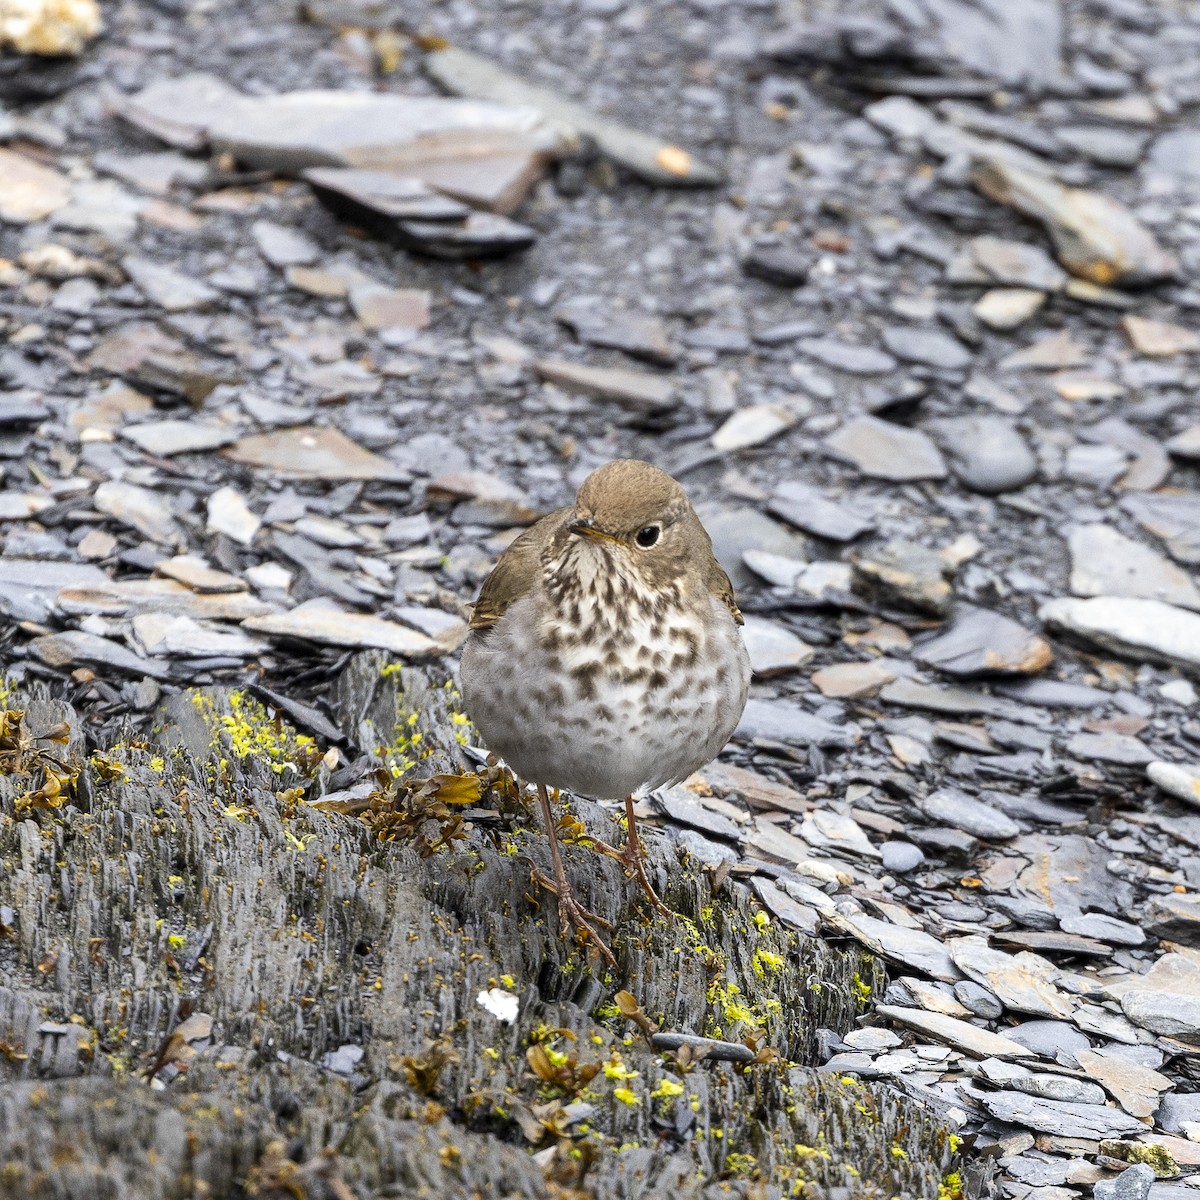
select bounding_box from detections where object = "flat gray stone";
[712,404,797,452]
[1007,1018,1091,1061]
[972,287,1047,330]
[697,504,807,589]
[968,235,1069,290]
[30,630,170,681]
[977,1089,1144,1138]
[1143,892,1200,949]
[927,415,1038,494]
[555,297,674,365]
[751,878,821,936]
[852,540,952,616]
[0,559,108,623]
[919,787,1020,840]
[1040,596,1200,672]
[1147,761,1200,811]
[122,256,220,311]
[426,46,722,186]
[649,1033,755,1063]
[251,220,321,267]
[93,481,183,547]
[534,359,677,413]
[1059,913,1145,947]
[741,615,814,675]
[133,613,265,658]
[244,604,437,656]
[1069,525,1200,611]
[947,935,1074,1018]
[1159,1093,1200,1134]
[768,480,875,541]
[121,420,237,457]
[1121,491,1200,566]
[881,841,925,874]
[826,417,948,482]
[835,917,962,982]
[875,1004,1029,1058]
[122,72,566,175]
[797,337,898,375]
[735,698,855,749]
[915,604,1052,677]
[655,786,742,842]
[1066,731,1153,766]
[979,1059,1106,1105]
[972,157,1178,288]
[881,326,972,370]
[1095,1165,1154,1200]
[955,980,1003,1019]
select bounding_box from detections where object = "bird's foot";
[531,868,617,969]
[592,836,674,920]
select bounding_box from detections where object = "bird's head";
[557,459,710,590]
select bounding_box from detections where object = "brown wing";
[467,508,567,632]
[706,555,744,626]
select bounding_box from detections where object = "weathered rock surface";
[0,674,958,1199]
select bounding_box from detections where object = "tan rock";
[1121,315,1200,357]
[0,0,100,56]
[811,660,897,699]
[0,149,71,224]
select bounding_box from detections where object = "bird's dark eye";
[635,525,660,548]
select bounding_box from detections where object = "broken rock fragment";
[224,426,405,482]
[426,46,722,187]
[972,158,1178,288]
[244,604,437,657]
[302,167,471,224]
[1040,596,1200,672]
[1121,315,1200,357]
[0,148,70,223]
[121,74,566,176]
[1068,524,1200,611]
[0,0,100,56]
[534,359,677,414]
[554,297,674,365]
[852,540,953,616]
[914,605,1052,677]
[825,416,947,482]
[93,480,183,547]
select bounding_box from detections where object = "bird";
[460,459,751,966]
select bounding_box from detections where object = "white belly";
[461,594,750,799]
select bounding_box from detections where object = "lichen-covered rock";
[0,666,968,1198]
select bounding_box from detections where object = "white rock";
[245,562,293,593]
[1040,595,1200,672]
[244,604,437,655]
[712,403,797,452]
[1068,524,1200,611]
[93,480,182,546]
[133,613,264,658]
[741,614,813,675]
[1160,679,1198,706]
[1147,761,1200,811]
[476,987,519,1024]
[207,486,261,545]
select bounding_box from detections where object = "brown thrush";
[460,459,751,965]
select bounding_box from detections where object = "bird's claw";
[593,837,674,920]
[531,868,618,968]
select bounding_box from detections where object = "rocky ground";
[1,0,1200,1196]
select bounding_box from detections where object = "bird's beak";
[569,518,622,544]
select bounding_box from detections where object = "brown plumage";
[461,459,751,966]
